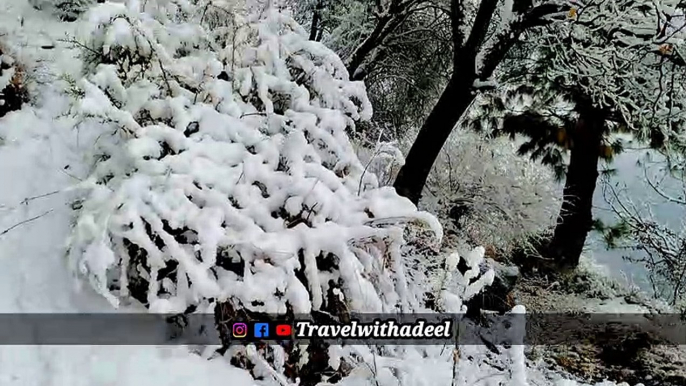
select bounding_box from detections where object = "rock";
[489,259,520,292]
[217,71,230,82]
[184,121,200,137]
[448,203,471,229]
[465,259,521,315]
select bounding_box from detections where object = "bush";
[0,46,29,117]
[66,3,482,383]
[419,130,560,255]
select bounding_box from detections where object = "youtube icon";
[275,324,292,337]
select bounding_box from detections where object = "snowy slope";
[0,1,258,385]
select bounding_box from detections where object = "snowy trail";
[0,1,257,385]
[0,0,109,315]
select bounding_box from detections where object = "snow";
[501,0,514,28]
[472,78,496,89]
[509,305,528,386]
[0,65,14,90]
[0,1,260,385]
[0,1,644,386]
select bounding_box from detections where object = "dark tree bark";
[548,108,605,268]
[309,0,324,41]
[346,14,393,78]
[393,71,477,203]
[345,0,417,79]
[393,0,499,204]
[392,0,566,204]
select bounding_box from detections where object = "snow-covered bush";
[352,134,405,188]
[68,0,443,319]
[429,247,495,312]
[419,128,560,254]
[194,0,243,29]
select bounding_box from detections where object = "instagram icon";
[232,323,247,338]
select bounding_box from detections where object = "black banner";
[0,312,681,345]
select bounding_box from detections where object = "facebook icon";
[254,323,270,338]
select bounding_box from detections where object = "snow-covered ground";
[0,1,640,385]
[0,1,259,384]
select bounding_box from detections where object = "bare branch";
[644,166,686,205]
[0,210,54,238]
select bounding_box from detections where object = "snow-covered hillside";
[0,1,641,385]
[0,1,264,384]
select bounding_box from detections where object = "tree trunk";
[548,109,605,269]
[309,0,324,41]
[346,15,391,79]
[392,70,477,204]
[392,0,502,205]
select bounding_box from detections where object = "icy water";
[587,148,686,297]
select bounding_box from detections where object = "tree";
[343,0,433,80]
[471,0,686,268]
[392,0,567,204]
[357,1,455,140]
[292,0,441,80]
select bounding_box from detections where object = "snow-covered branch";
[519,0,686,133]
[600,170,686,305]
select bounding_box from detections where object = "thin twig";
[21,190,62,205]
[158,59,172,94]
[1,190,63,212]
[0,210,54,237]
[60,168,83,181]
[246,349,291,386]
[240,112,267,118]
[358,149,381,196]
[644,166,686,204]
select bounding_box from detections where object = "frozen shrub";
[420,130,560,254]
[67,0,442,327]
[64,3,510,384]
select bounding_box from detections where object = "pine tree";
[469,0,686,268]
